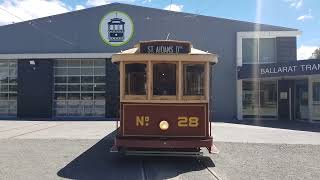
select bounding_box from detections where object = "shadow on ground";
[57,130,215,180]
[218,119,320,133]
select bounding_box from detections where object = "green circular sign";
[99,11,134,47]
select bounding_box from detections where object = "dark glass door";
[278,80,294,120]
[295,80,309,120]
[259,81,277,118]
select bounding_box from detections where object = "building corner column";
[237,80,243,120]
[308,76,313,122]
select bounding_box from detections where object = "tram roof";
[112,40,218,63]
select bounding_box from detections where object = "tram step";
[124,150,204,157]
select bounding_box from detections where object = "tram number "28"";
[135,116,199,127]
[178,117,199,127]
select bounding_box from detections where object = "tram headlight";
[159,120,169,131]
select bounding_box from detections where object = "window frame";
[123,62,148,100]
[241,80,278,119]
[119,60,210,102]
[182,62,207,100]
[0,59,17,116]
[53,58,106,117]
[151,61,178,100]
[241,37,276,65]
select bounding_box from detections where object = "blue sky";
[137,0,320,49]
[0,0,319,59]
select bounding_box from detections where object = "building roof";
[0,3,298,55]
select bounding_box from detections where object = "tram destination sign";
[238,59,320,79]
[140,41,191,54]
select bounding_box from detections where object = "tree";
[312,48,320,59]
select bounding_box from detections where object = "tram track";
[139,156,220,180]
[140,159,148,180]
[196,157,221,180]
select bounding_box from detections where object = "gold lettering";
[136,116,144,126]
[136,116,150,126]
[145,116,149,126]
[178,116,188,127]
[189,117,199,127]
[178,116,199,127]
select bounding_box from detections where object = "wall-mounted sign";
[140,41,191,54]
[238,59,320,79]
[280,92,288,100]
[99,11,134,46]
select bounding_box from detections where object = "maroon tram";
[111,40,218,156]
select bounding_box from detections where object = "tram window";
[125,63,146,95]
[153,63,176,96]
[183,64,204,96]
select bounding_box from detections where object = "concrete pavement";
[0,120,319,145]
[1,120,320,180]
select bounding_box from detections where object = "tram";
[107,18,125,42]
[111,40,218,156]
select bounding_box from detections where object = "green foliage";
[312,48,320,59]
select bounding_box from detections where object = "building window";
[242,38,276,64]
[242,39,258,64]
[183,64,204,96]
[295,80,309,120]
[153,63,176,96]
[259,38,276,63]
[53,59,106,117]
[312,82,320,120]
[242,80,277,118]
[125,63,146,95]
[0,60,17,116]
[259,81,277,118]
[242,81,259,117]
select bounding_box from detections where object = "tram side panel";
[120,103,209,137]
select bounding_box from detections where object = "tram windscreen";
[125,63,146,95]
[183,64,204,96]
[153,63,176,96]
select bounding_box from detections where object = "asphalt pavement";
[0,120,319,180]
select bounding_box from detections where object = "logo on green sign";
[99,11,134,46]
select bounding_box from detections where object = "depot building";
[0,3,319,122]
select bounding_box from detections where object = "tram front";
[111,40,218,156]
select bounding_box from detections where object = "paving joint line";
[7,123,64,139]
[0,122,44,133]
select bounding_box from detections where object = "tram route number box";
[139,41,191,54]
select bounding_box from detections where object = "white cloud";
[0,0,139,26]
[297,9,313,21]
[86,0,111,6]
[86,0,134,7]
[164,4,183,12]
[297,14,313,21]
[297,45,319,60]
[75,5,85,11]
[285,0,303,9]
[0,0,71,25]
[142,0,151,4]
